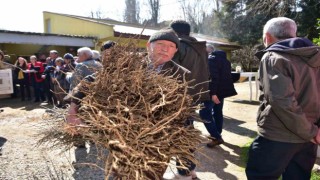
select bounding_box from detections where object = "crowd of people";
[0,45,110,108]
[1,16,320,179]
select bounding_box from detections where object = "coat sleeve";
[65,73,97,104]
[70,64,85,91]
[260,53,318,141]
[208,56,221,96]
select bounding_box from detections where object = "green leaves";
[312,18,320,46]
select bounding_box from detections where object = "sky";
[0,0,182,33]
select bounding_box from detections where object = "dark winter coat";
[172,35,210,103]
[208,50,237,99]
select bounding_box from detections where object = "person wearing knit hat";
[101,40,116,52]
[66,28,191,175]
[148,28,180,49]
[67,29,184,131]
[169,20,191,36]
[147,28,180,69]
[169,20,210,179]
[63,53,74,60]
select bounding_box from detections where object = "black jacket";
[208,50,237,99]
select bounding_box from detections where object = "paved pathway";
[189,81,259,180]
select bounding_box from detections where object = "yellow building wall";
[43,12,150,50]
[43,12,114,40]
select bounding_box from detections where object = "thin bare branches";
[38,39,202,179]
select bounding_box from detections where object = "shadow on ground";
[230,99,260,106]
[195,137,253,179]
[223,116,257,139]
[196,143,242,180]
[72,144,107,180]
[0,98,53,111]
[0,137,7,156]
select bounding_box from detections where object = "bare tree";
[246,0,299,16]
[146,0,160,26]
[89,8,104,19]
[231,45,261,72]
[179,0,218,33]
[124,0,140,24]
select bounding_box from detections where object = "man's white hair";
[78,47,93,58]
[206,44,215,51]
[263,17,297,40]
[92,50,100,60]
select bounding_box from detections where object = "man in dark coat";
[170,20,210,180]
[203,46,237,148]
[170,20,210,104]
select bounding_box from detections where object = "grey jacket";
[256,37,320,143]
[70,59,102,90]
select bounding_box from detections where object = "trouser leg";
[213,98,224,135]
[282,142,317,180]
[19,82,25,100]
[176,117,196,175]
[39,82,46,101]
[33,81,40,101]
[200,100,221,139]
[25,81,31,99]
[246,136,312,180]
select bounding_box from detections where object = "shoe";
[44,100,53,104]
[56,104,67,109]
[174,174,192,180]
[188,170,199,180]
[207,138,224,148]
[174,170,198,180]
[74,141,86,148]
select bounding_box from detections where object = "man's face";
[50,52,58,59]
[147,40,178,66]
[206,47,213,54]
[30,57,36,63]
[77,52,88,62]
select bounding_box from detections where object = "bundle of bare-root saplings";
[39,40,202,180]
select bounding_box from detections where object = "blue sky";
[0,0,182,33]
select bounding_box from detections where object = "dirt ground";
[0,81,319,180]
